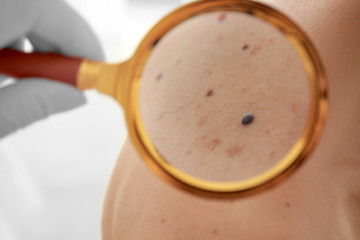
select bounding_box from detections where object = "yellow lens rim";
[121,0,328,198]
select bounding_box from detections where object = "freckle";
[265,129,270,134]
[176,59,181,65]
[195,103,202,110]
[217,34,224,42]
[178,104,183,110]
[250,45,262,56]
[226,145,244,158]
[242,44,249,50]
[269,151,276,159]
[285,202,291,208]
[186,150,193,155]
[199,161,207,166]
[156,73,163,81]
[197,116,208,127]
[206,89,214,97]
[156,112,166,120]
[161,219,166,224]
[212,229,219,235]
[241,88,248,93]
[204,69,213,76]
[291,103,298,113]
[201,135,207,140]
[218,12,226,21]
[208,138,221,151]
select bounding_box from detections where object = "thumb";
[0,0,105,61]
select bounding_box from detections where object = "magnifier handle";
[0,48,125,106]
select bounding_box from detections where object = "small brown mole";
[242,113,254,125]
[242,44,249,50]
[206,89,214,97]
[156,73,163,81]
[212,229,219,236]
[218,12,226,21]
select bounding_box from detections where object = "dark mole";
[242,44,249,50]
[218,12,227,21]
[156,73,163,81]
[242,113,254,125]
[206,89,214,97]
[152,39,160,47]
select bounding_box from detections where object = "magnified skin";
[102,0,360,239]
[139,11,309,181]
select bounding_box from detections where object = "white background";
[0,0,184,239]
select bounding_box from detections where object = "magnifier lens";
[138,10,311,183]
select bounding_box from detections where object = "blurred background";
[0,0,185,239]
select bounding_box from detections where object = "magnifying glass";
[0,0,328,198]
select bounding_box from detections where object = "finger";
[0,0,35,48]
[28,0,105,61]
[0,0,105,61]
[0,78,86,139]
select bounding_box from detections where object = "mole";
[242,113,254,125]
[206,89,214,97]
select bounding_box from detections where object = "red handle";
[0,48,82,86]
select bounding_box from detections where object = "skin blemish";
[250,45,262,56]
[286,202,291,208]
[176,58,181,66]
[225,145,244,158]
[156,112,166,120]
[161,219,166,224]
[206,89,214,97]
[195,103,202,110]
[269,151,276,159]
[291,103,298,113]
[152,39,160,47]
[212,229,219,236]
[242,113,254,125]
[218,12,227,21]
[178,104,183,110]
[204,69,213,76]
[217,34,224,42]
[241,88,248,93]
[186,150,193,155]
[201,135,207,140]
[265,129,270,135]
[156,73,163,81]
[208,138,221,151]
[242,44,249,50]
[197,116,208,127]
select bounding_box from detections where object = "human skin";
[102,0,360,239]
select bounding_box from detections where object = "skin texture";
[102,0,360,239]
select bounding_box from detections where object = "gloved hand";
[0,0,104,138]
